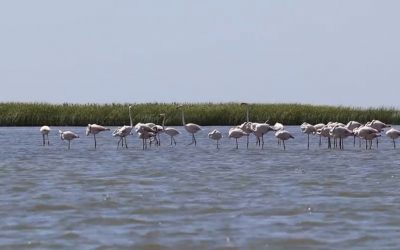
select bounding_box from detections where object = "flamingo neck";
[129,107,133,127]
[181,110,186,126]
[162,116,166,130]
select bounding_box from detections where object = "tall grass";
[0,102,399,126]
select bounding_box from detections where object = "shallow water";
[0,126,400,249]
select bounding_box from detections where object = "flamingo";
[135,123,157,149]
[240,102,252,148]
[86,124,110,149]
[345,121,362,146]
[112,106,134,148]
[366,120,391,148]
[300,122,317,149]
[228,127,247,149]
[354,126,380,150]
[313,123,325,146]
[59,130,79,149]
[40,125,51,146]
[160,114,180,146]
[385,128,400,149]
[137,130,156,150]
[317,125,333,149]
[208,129,222,149]
[329,125,353,150]
[275,130,294,150]
[177,105,201,146]
[251,122,275,149]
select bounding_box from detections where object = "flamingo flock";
[39,105,398,151]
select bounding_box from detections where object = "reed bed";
[0,102,399,126]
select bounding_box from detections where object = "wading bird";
[240,102,252,148]
[275,129,294,150]
[112,106,134,149]
[228,127,247,149]
[40,125,51,146]
[177,105,201,146]
[59,130,79,149]
[385,128,400,149]
[86,124,110,149]
[300,122,317,149]
[160,113,180,146]
[208,129,222,149]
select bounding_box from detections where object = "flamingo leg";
[394,139,396,149]
[173,137,177,146]
[68,140,71,150]
[94,134,97,149]
[124,137,128,148]
[283,140,286,150]
[261,135,264,149]
[42,134,45,146]
[235,138,238,149]
[246,135,249,149]
[307,134,310,149]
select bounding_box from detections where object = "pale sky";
[1,1,399,107]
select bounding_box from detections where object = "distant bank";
[0,102,399,126]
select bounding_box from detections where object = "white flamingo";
[275,130,294,150]
[300,122,317,149]
[345,121,362,146]
[354,126,380,150]
[177,105,201,146]
[329,125,353,150]
[313,123,325,146]
[112,106,134,148]
[208,129,222,149]
[366,120,390,148]
[86,124,110,148]
[317,125,333,149]
[160,114,180,146]
[40,125,51,146]
[385,128,400,149]
[59,130,79,149]
[135,123,157,149]
[228,127,247,149]
[240,102,252,148]
[137,130,156,150]
[251,122,275,149]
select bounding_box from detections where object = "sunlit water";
[1,126,400,249]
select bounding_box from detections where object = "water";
[1,126,400,249]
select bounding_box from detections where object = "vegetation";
[0,102,399,126]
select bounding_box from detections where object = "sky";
[1,1,399,107]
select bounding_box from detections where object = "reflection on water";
[0,126,400,249]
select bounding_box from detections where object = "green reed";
[0,102,399,126]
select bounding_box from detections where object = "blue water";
[0,126,399,249]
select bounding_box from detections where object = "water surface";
[0,126,399,249]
